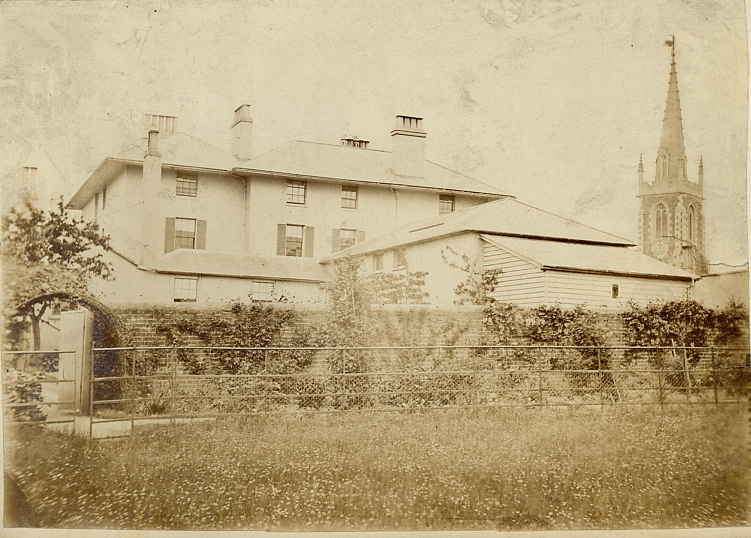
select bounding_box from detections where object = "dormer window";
[439,195,455,215]
[340,137,370,149]
[176,175,198,197]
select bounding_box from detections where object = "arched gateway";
[11,292,124,415]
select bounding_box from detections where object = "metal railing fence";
[3,345,749,439]
[2,350,78,427]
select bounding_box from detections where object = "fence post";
[597,347,603,407]
[130,351,137,437]
[538,346,543,406]
[711,347,718,404]
[170,346,177,426]
[682,346,692,402]
[656,348,664,408]
[88,342,95,441]
[473,346,479,408]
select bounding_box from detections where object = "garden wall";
[109,303,629,350]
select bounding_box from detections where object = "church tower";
[638,37,707,275]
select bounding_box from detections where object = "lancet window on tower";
[687,205,695,241]
[654,204,668,239]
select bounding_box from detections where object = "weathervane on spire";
[665,35,675,57]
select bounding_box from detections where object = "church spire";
[655,35,688,184]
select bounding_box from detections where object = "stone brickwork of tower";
[638,38,708,275]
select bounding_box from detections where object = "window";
[176,175,198,197]
[395,248,407,269]
[654,204,668,239]
[278,224,314,257]
[373,253,383,271]
[251,281,275,302]
[287,180,306,204]
[165,218,206,253]
[285,224,304,256]
[340,229,357,250]
[175,218,197,249]
[341,186,358,209]
[439,195,455,215]
[611,284,619,299]
[688,206,695,241]
[102,187,107,209]
[174,277,198,302]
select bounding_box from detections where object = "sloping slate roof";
[156,250,330,282]
[234,140,506,196]
[67,133,238,209]
[482,234,694,280]
[323,198,634,262]
[116,133,238,171]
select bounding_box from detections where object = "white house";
[66,108,505,305]
[323,198,697,309]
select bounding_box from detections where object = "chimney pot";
[232,104,253,161]
[340,136,370,149]
[143,114,176,140]
[145,129,162,158]
[23,166,39,207]
[390,115,426,177]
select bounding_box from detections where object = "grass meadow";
[5,404,750,531]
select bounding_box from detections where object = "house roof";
[155,249,330,282]
[67,133,238,209]
[323,198,635,262]
[481,235,695,281]
[233,140,507,197]
[68,135,506,210]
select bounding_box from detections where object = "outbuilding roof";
[155,249,330,282]
[481,235,695,281]
[323,198,635,262]
[233,140,507,197]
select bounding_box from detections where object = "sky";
[1,0,748,269]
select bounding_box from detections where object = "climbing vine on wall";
[154,302,314,375]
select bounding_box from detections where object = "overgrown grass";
[5,404,749,530]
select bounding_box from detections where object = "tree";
[441,246,501,305]
[2,199,113,349]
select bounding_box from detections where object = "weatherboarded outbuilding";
[324,198,696,310]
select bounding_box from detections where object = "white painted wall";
[483,240,691,309]
[484,242,546,306]
[545,270,691,308]
[362,232,484,308]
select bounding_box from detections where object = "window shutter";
[196,220,207,250]
[277,224,286,255]
[165,218,176,253]
[356,230,366,244]
[332,229,340,253]
[304,226,315,258]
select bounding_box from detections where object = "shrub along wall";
[111,305,623,348]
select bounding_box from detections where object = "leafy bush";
[3,368,46,422]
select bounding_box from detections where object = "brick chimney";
[390,115,426,177]
[232,104,253,161]
[141,128,163,267]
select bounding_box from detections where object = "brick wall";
[109,303,630,349]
